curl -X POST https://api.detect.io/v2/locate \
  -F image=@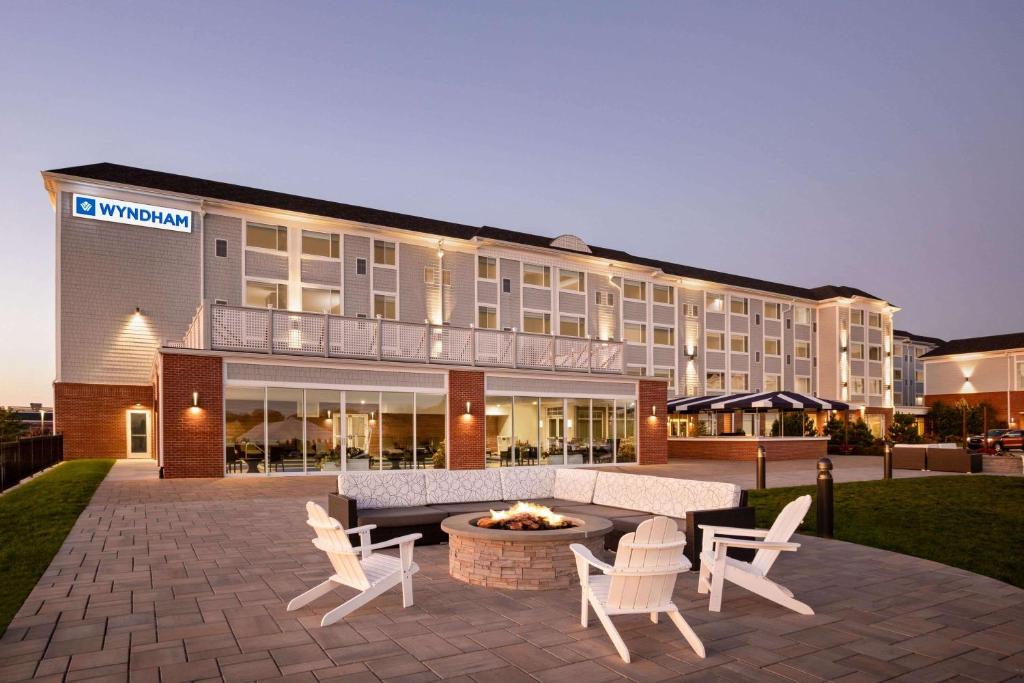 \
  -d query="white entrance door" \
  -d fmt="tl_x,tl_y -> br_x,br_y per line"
127,410 -> 151,458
